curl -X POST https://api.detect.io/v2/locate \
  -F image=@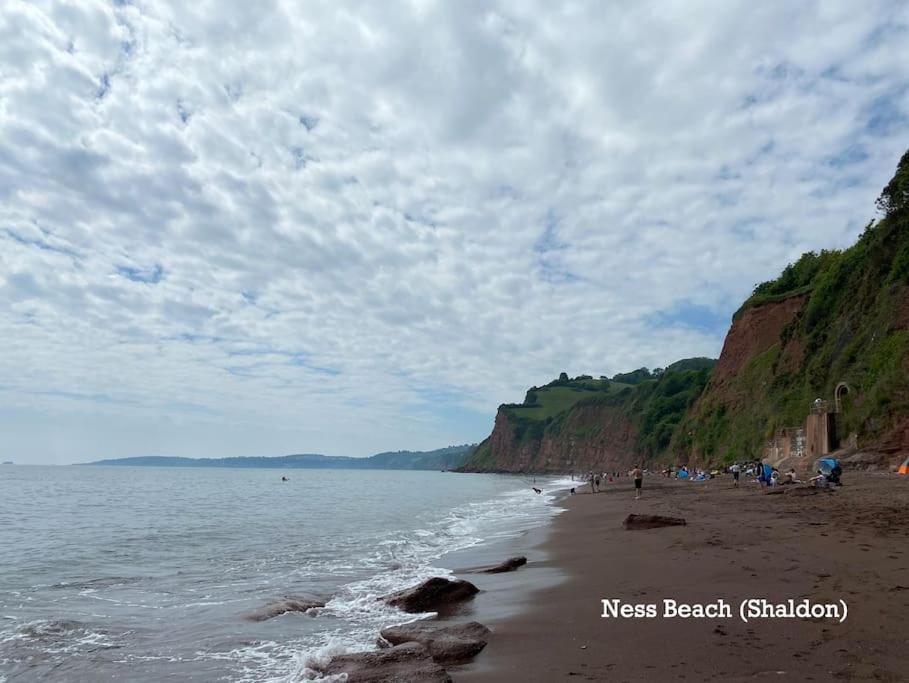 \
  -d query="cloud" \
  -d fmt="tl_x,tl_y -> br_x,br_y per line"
1,0 -> 908,463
